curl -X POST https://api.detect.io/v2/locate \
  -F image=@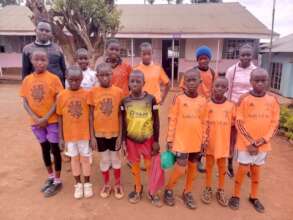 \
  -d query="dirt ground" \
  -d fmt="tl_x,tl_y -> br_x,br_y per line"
0,84 -> 293,220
